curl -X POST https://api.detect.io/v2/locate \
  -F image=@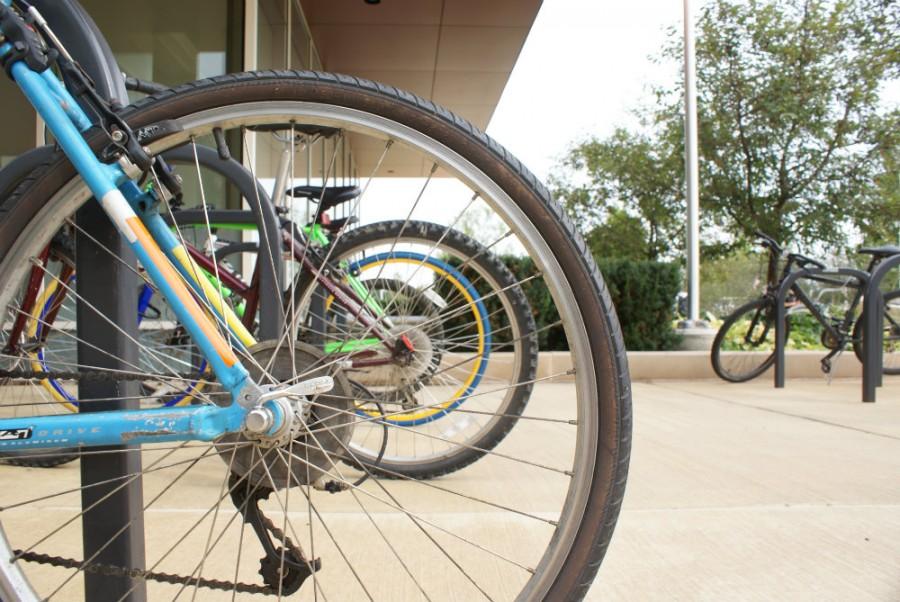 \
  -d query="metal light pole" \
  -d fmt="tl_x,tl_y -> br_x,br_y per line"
683,0 -> 702,325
